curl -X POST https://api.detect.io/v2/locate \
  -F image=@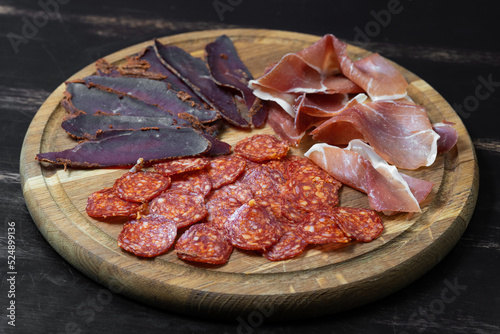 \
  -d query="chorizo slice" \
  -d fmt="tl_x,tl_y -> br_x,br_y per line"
295,211 -> 351,245
262,231 -> 308,261
234,134 -> 289,162
153,157 -> 210,176
207,155 -> 247,189
175,223 -> 233,264
117,214 -> 177,257
224,200 -> 282,251
113,171 -> 170,203
331,207 -> 384,242
86,187 -> 141,218
149,190 -> 207,228
169,170 -> 212,197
